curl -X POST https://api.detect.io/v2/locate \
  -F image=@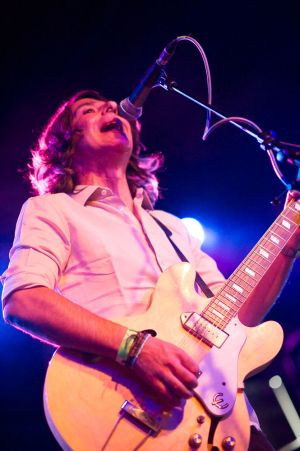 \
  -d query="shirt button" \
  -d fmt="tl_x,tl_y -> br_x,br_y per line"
101,189 -> 107,196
